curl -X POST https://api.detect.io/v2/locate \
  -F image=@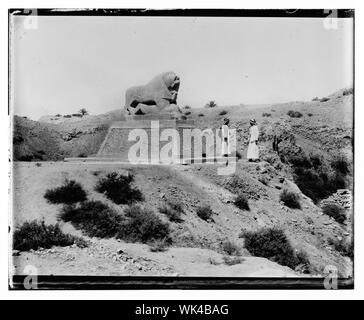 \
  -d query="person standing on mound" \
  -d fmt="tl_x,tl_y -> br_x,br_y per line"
221,118 -> 230,157
247,118 -> 260,162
